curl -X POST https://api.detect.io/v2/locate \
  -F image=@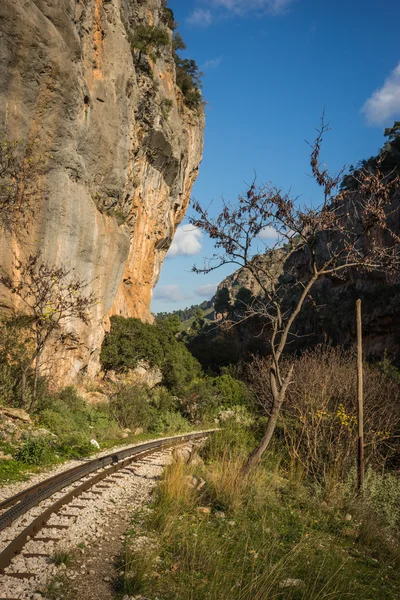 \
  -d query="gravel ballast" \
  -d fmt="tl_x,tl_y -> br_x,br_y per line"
0,442 -> 198,599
